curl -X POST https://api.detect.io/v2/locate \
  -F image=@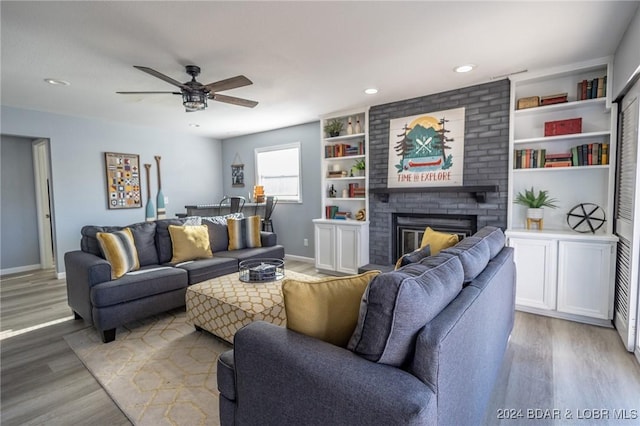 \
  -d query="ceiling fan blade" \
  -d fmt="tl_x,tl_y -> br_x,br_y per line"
133,66 -> 189,90
212,93 -> 258,108
204,75 -> 253,93
117,91 -> 182,95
